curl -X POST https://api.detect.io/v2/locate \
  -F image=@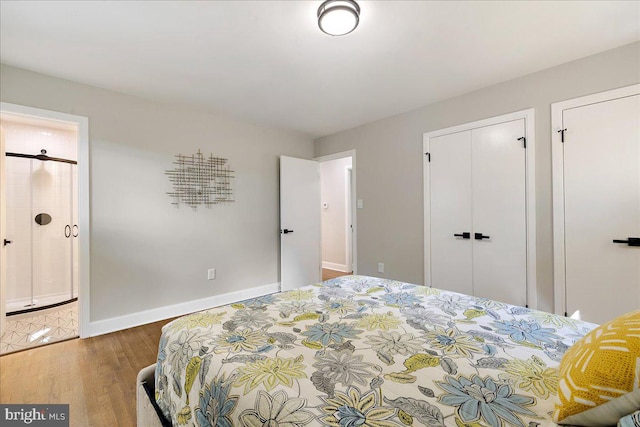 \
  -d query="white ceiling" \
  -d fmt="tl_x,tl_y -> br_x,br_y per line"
1,1 -> 638,138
